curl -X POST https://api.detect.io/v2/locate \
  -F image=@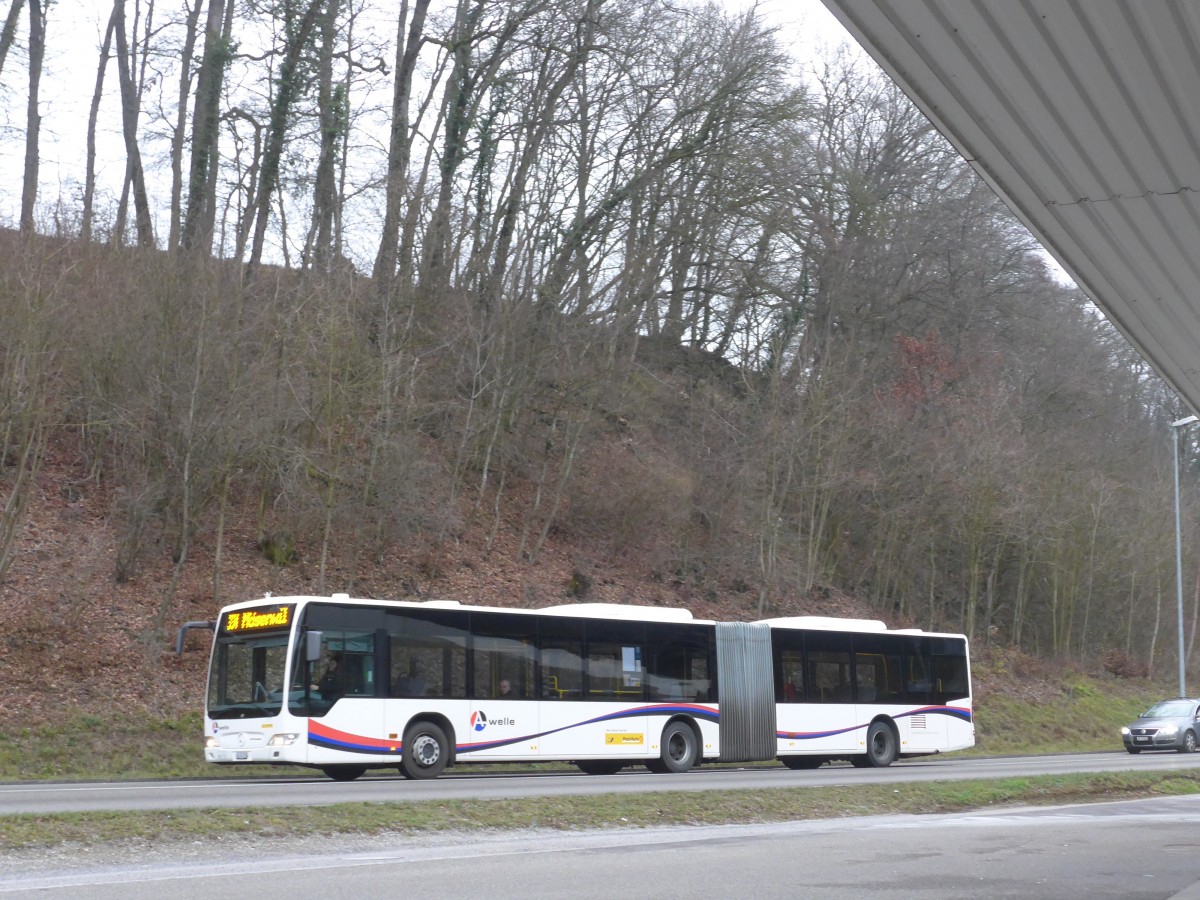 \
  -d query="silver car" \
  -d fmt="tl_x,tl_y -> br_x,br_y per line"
1122,698 -> 1200,753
